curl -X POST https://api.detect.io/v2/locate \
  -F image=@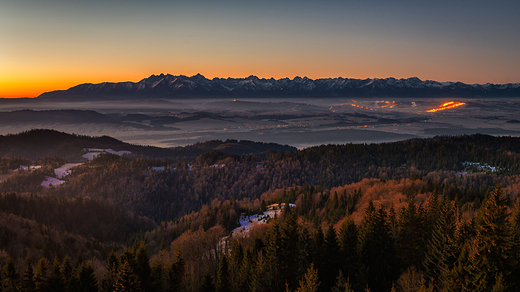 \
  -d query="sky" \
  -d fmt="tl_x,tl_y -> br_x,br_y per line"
1,0 -> 519,98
